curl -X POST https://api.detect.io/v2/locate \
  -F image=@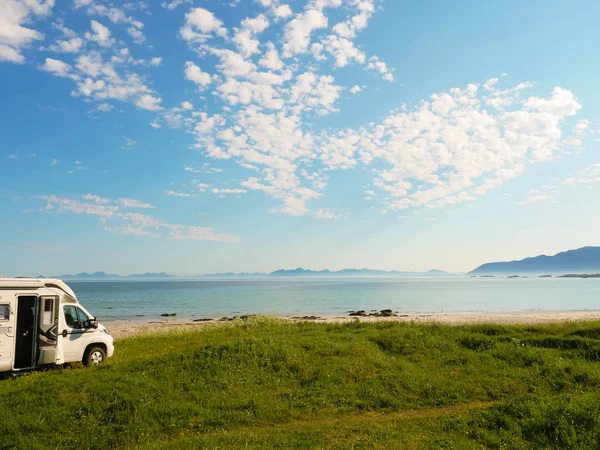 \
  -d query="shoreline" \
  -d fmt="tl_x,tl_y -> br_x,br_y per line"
105,310 -> 600,340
